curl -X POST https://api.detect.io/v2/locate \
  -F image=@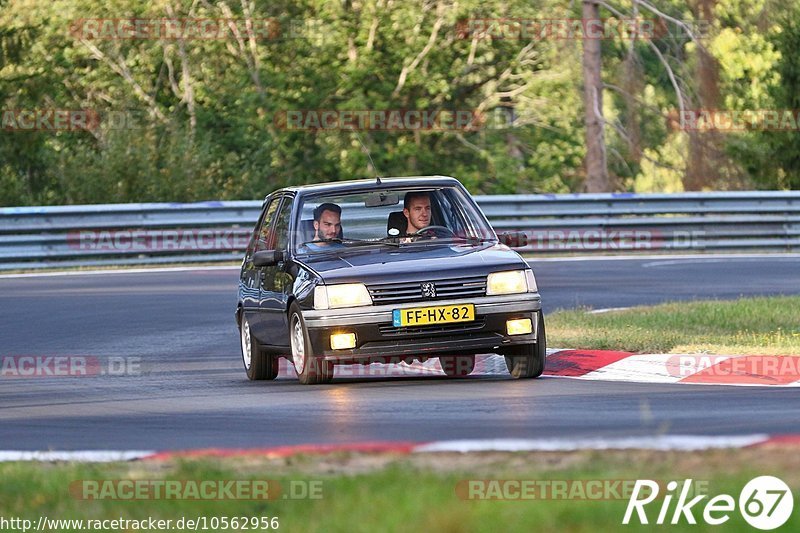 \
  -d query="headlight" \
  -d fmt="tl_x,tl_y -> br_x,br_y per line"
314,284 -> 373,309
486,270 -> 531,295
